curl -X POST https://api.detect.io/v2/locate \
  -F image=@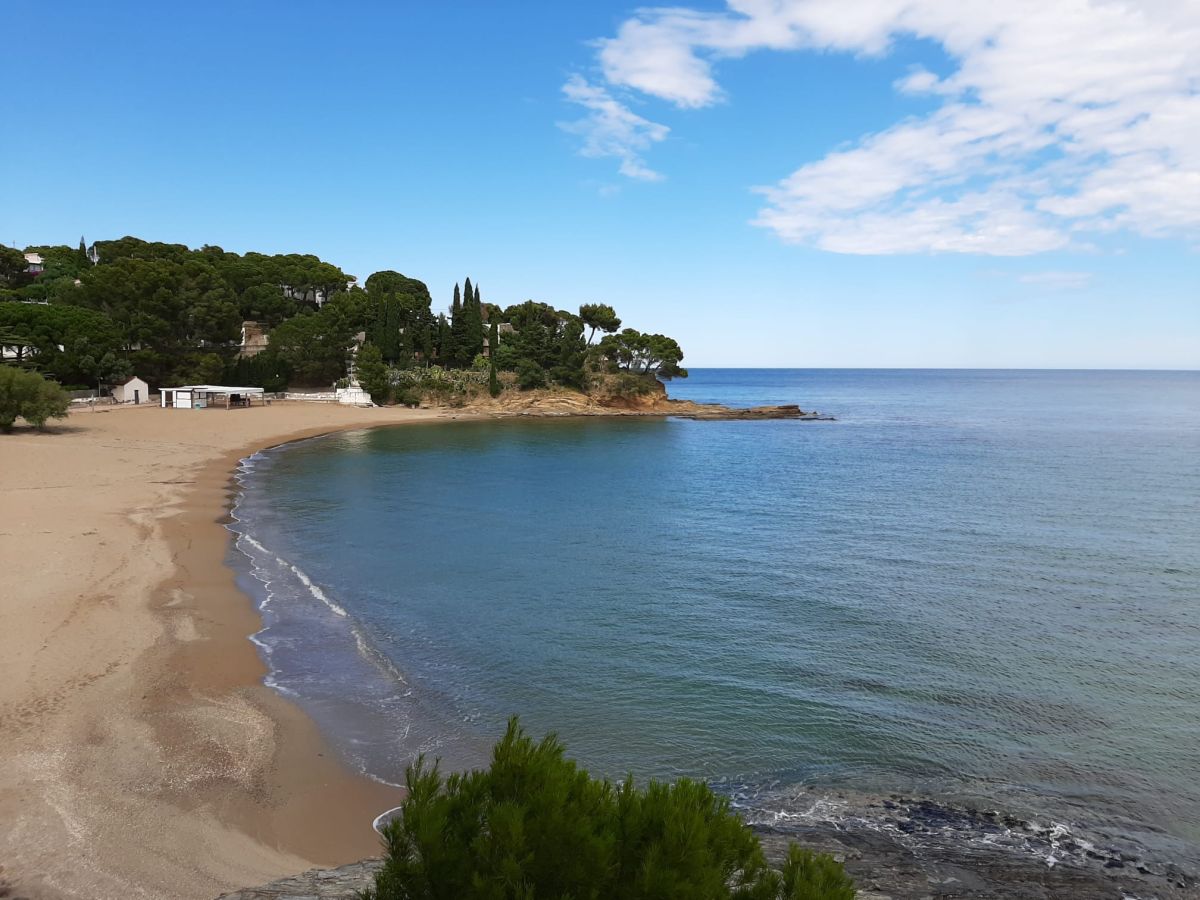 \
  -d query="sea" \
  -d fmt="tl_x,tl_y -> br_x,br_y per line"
227,369 -> 1200,880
